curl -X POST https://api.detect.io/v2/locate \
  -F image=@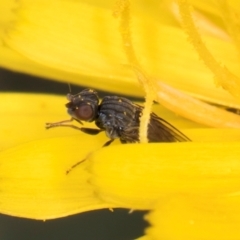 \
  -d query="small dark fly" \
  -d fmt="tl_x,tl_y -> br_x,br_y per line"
46,88 -> 190,146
